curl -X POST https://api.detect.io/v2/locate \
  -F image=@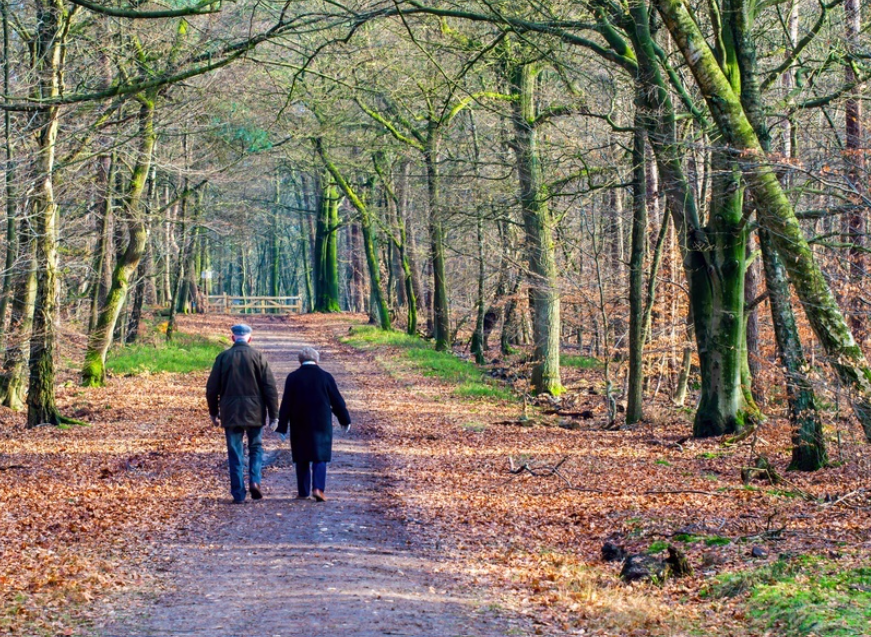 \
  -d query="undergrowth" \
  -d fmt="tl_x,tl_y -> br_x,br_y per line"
702,556 -> 871,636
106,330 -> 227,376
342,325 -> 512,400
560,354 -> 602,369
